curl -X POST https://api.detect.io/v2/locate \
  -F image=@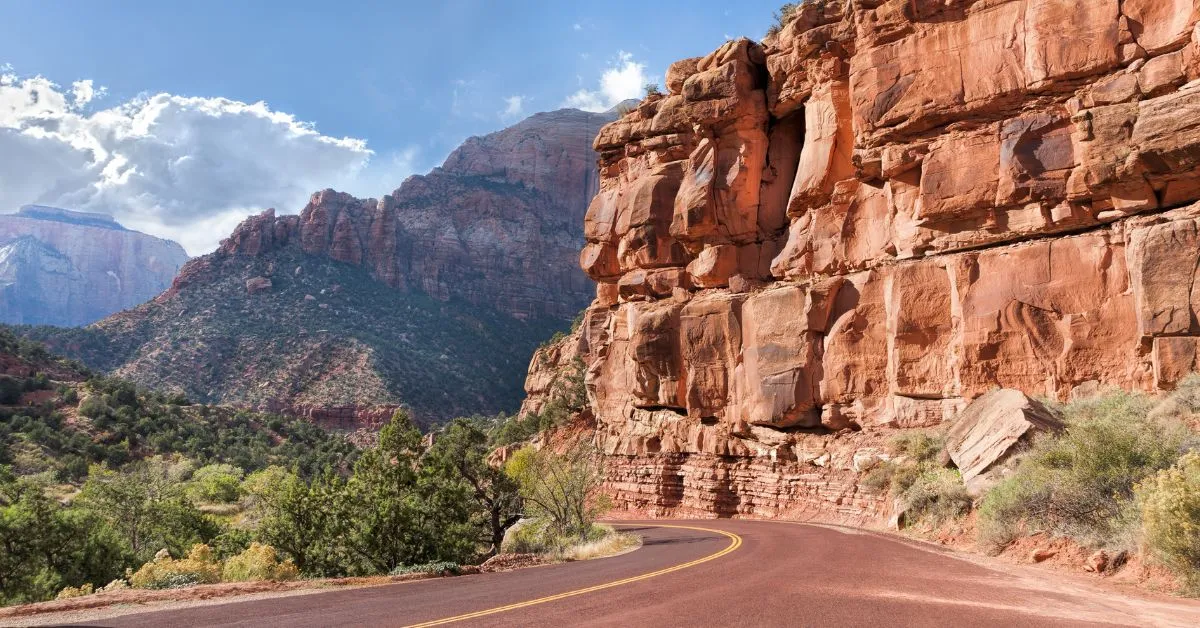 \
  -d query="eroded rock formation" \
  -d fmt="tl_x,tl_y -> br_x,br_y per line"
207,108 -> 616,320
0,206 -> 189,326
563,0 -> 1200,522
